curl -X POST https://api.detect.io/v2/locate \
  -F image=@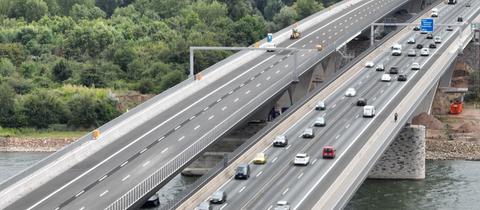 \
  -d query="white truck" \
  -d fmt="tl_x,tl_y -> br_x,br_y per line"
363,105 -> 376,118
391,43 -> 402,56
